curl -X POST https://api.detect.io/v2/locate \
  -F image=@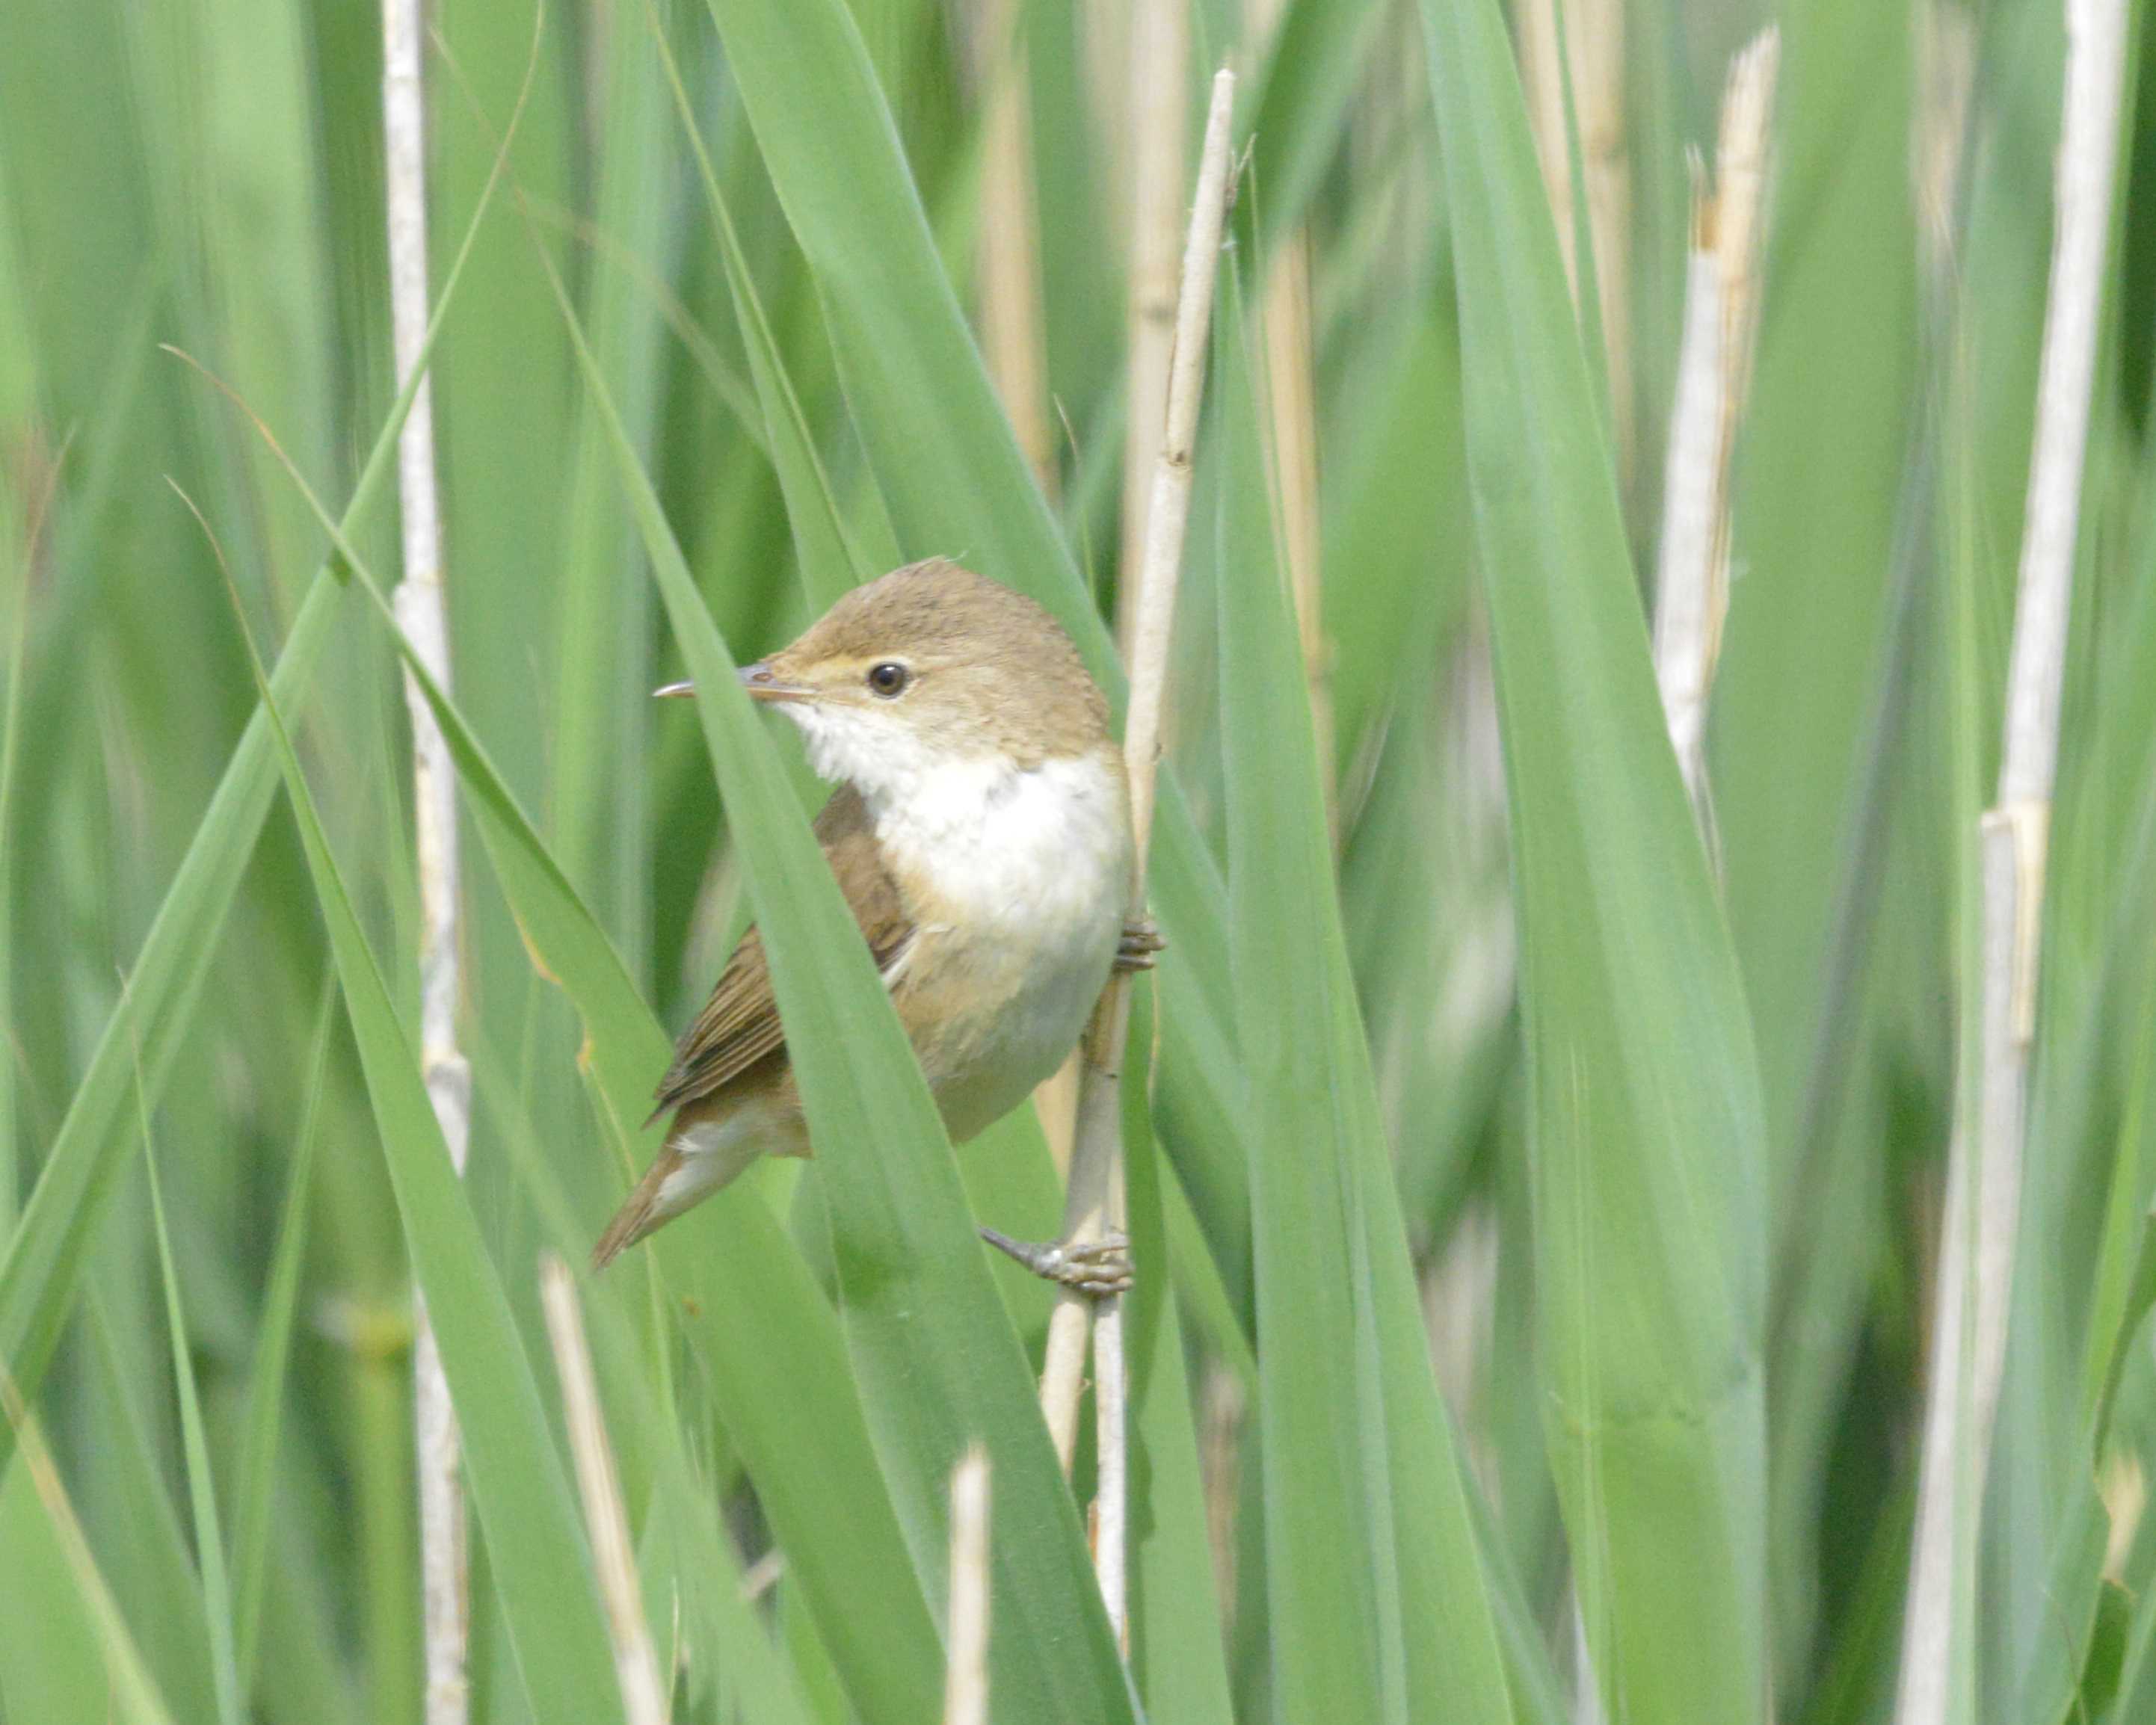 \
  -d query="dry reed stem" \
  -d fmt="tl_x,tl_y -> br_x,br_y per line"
539,1259 -> 668,1725
1896,1 -> 2128,1718
1243,0 -> 1331,825
968,0 -> 1057,498
1198,1366 -> 1244,1635
1115,0 -> 1188,641
964,0 -> 1077,1159
1705,29 -> 1778,655
942,1447 -> 991,1725
1035,70 -> 1238,1639
1260,235 -> 1331,824
1091,1276 -> 1130,1644
1519,0 -> 1633,484
1651,30 -> 1778,824
381,4 -> 472,1721
1650,218 -> 1724,817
